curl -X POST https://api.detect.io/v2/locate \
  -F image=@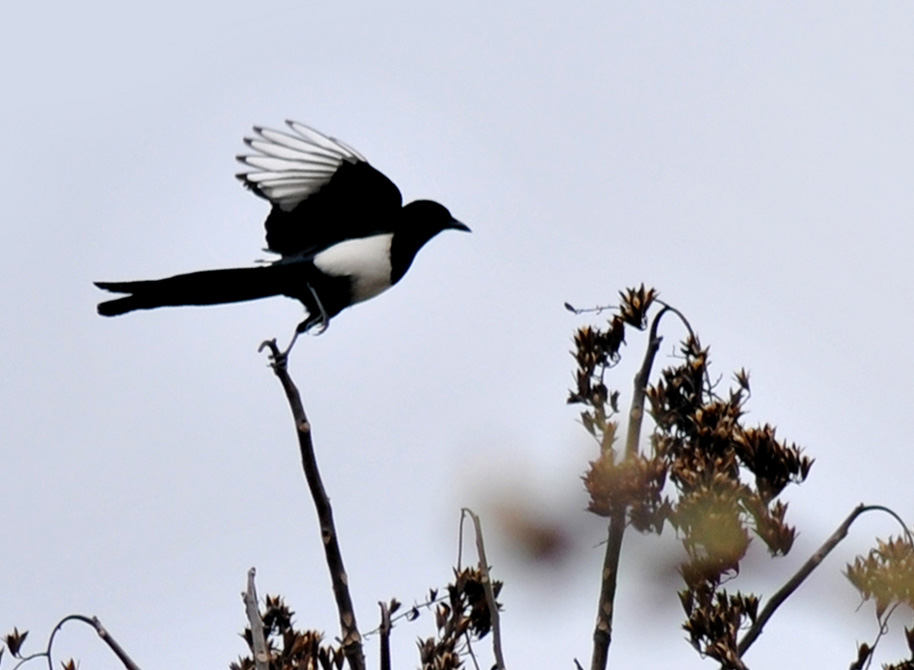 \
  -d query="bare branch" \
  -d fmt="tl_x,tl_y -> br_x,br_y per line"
864,602 -> 901,670
737,503 -> 904,657
260,339 -> 366,670
363,593 -> 447,638
461,508 -> 507,670
12,615 -> 142,670
589,307 -> 666,670
243,568 -> 269,670
378,602 -> 392,670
